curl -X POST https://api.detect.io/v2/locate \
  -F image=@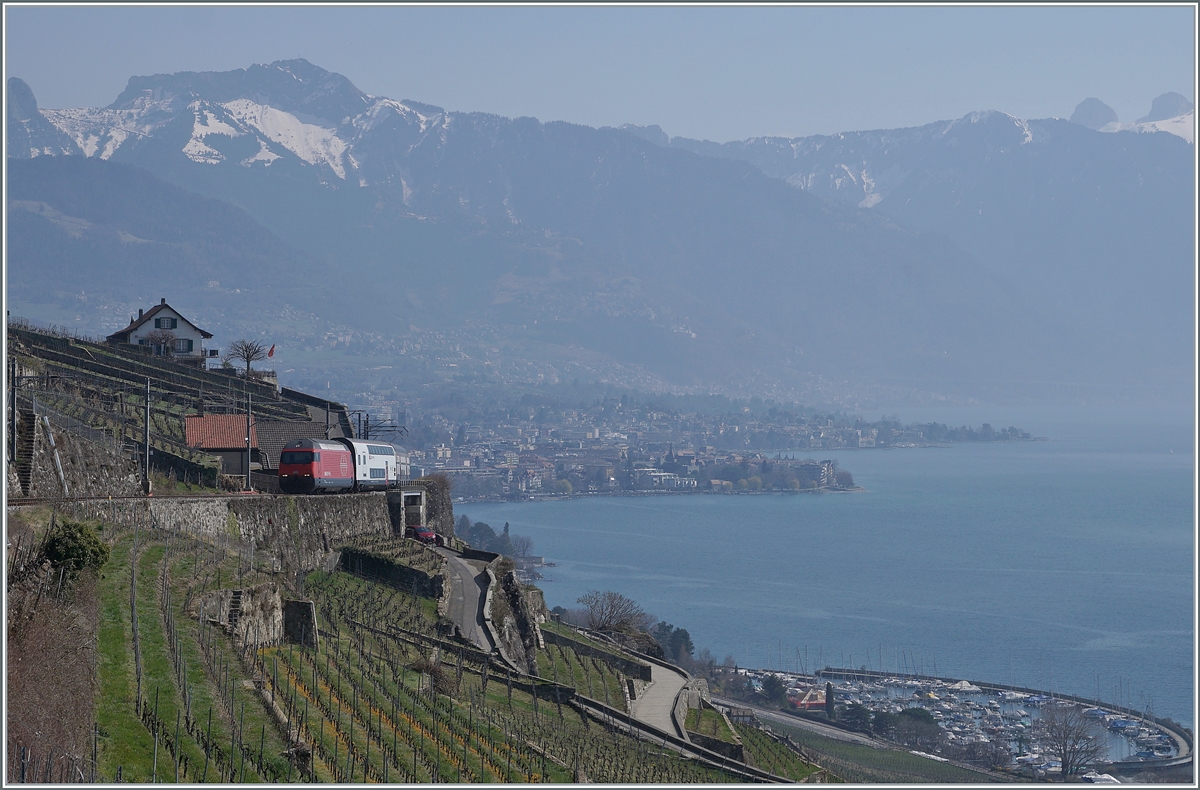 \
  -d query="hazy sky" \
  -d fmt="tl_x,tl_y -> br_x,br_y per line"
4,4 -> 1196,142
